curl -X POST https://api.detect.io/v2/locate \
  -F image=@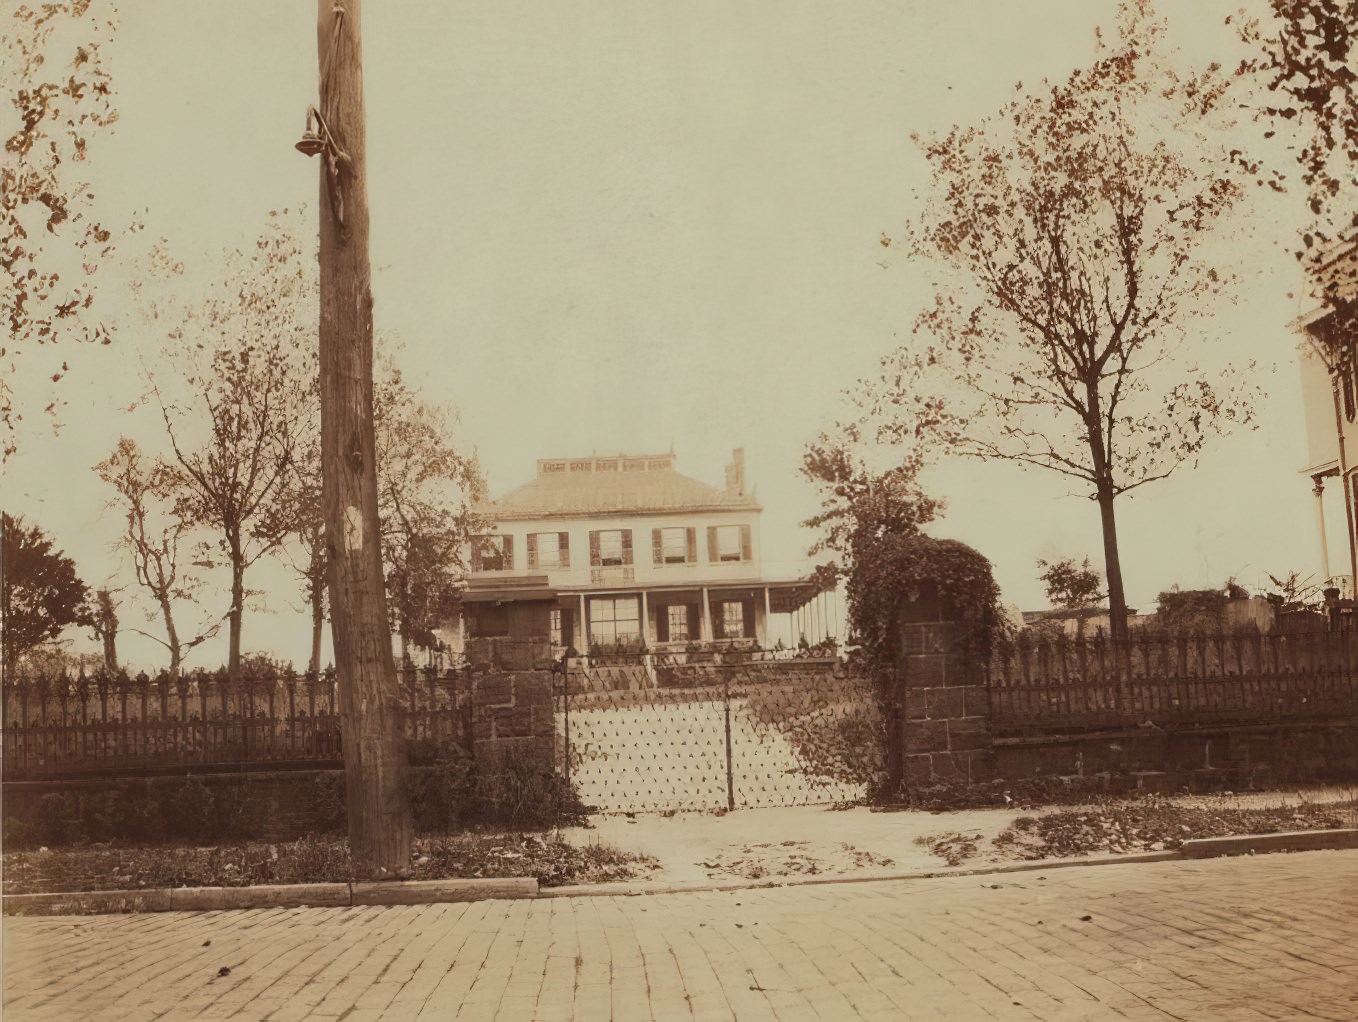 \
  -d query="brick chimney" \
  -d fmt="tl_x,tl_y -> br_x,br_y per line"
724,448 -> 745,496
